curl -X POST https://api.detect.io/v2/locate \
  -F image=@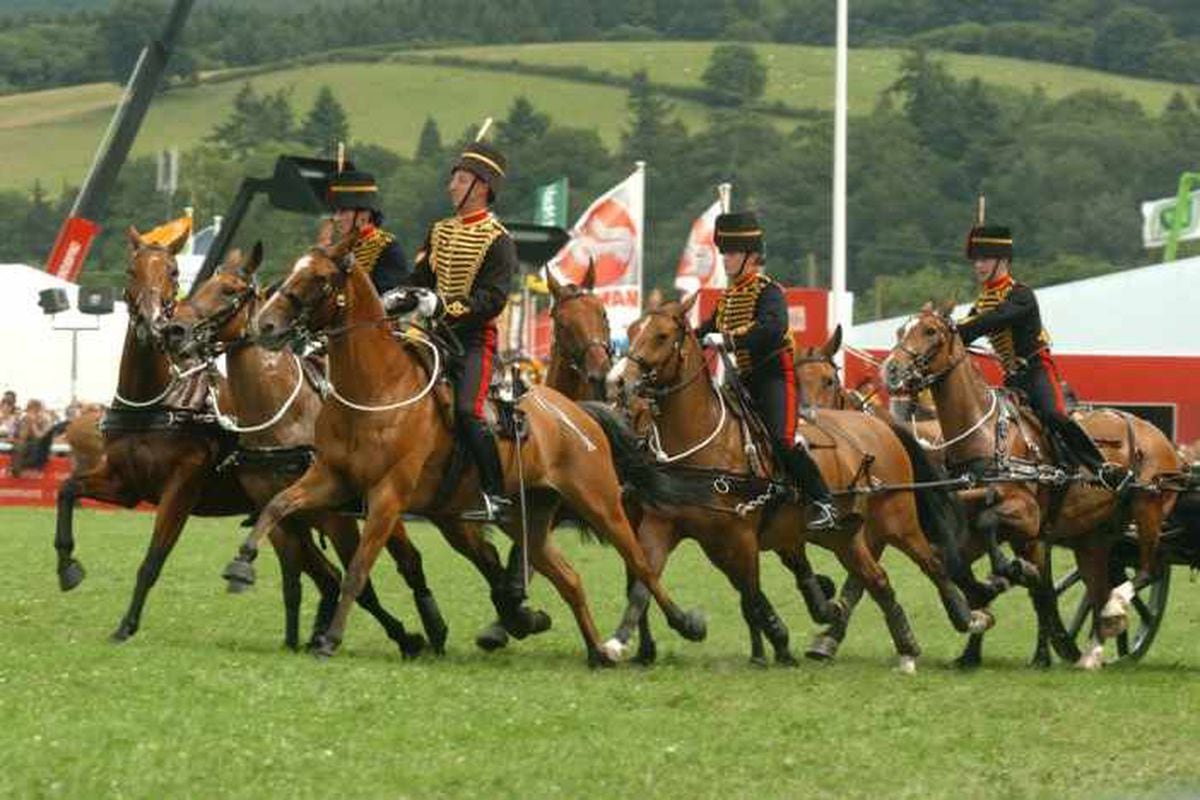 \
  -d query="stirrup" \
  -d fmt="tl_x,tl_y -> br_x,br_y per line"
806,501 -> 838,531
462,493 -> 512,522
